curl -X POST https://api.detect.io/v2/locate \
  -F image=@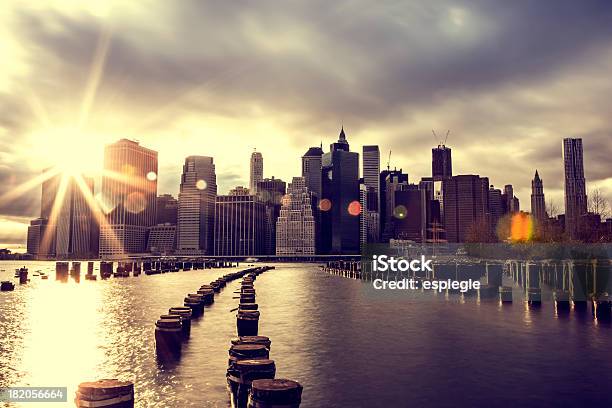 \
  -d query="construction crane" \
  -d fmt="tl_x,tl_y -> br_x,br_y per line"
386,150 -> 392,171
432,129 -> 451,147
